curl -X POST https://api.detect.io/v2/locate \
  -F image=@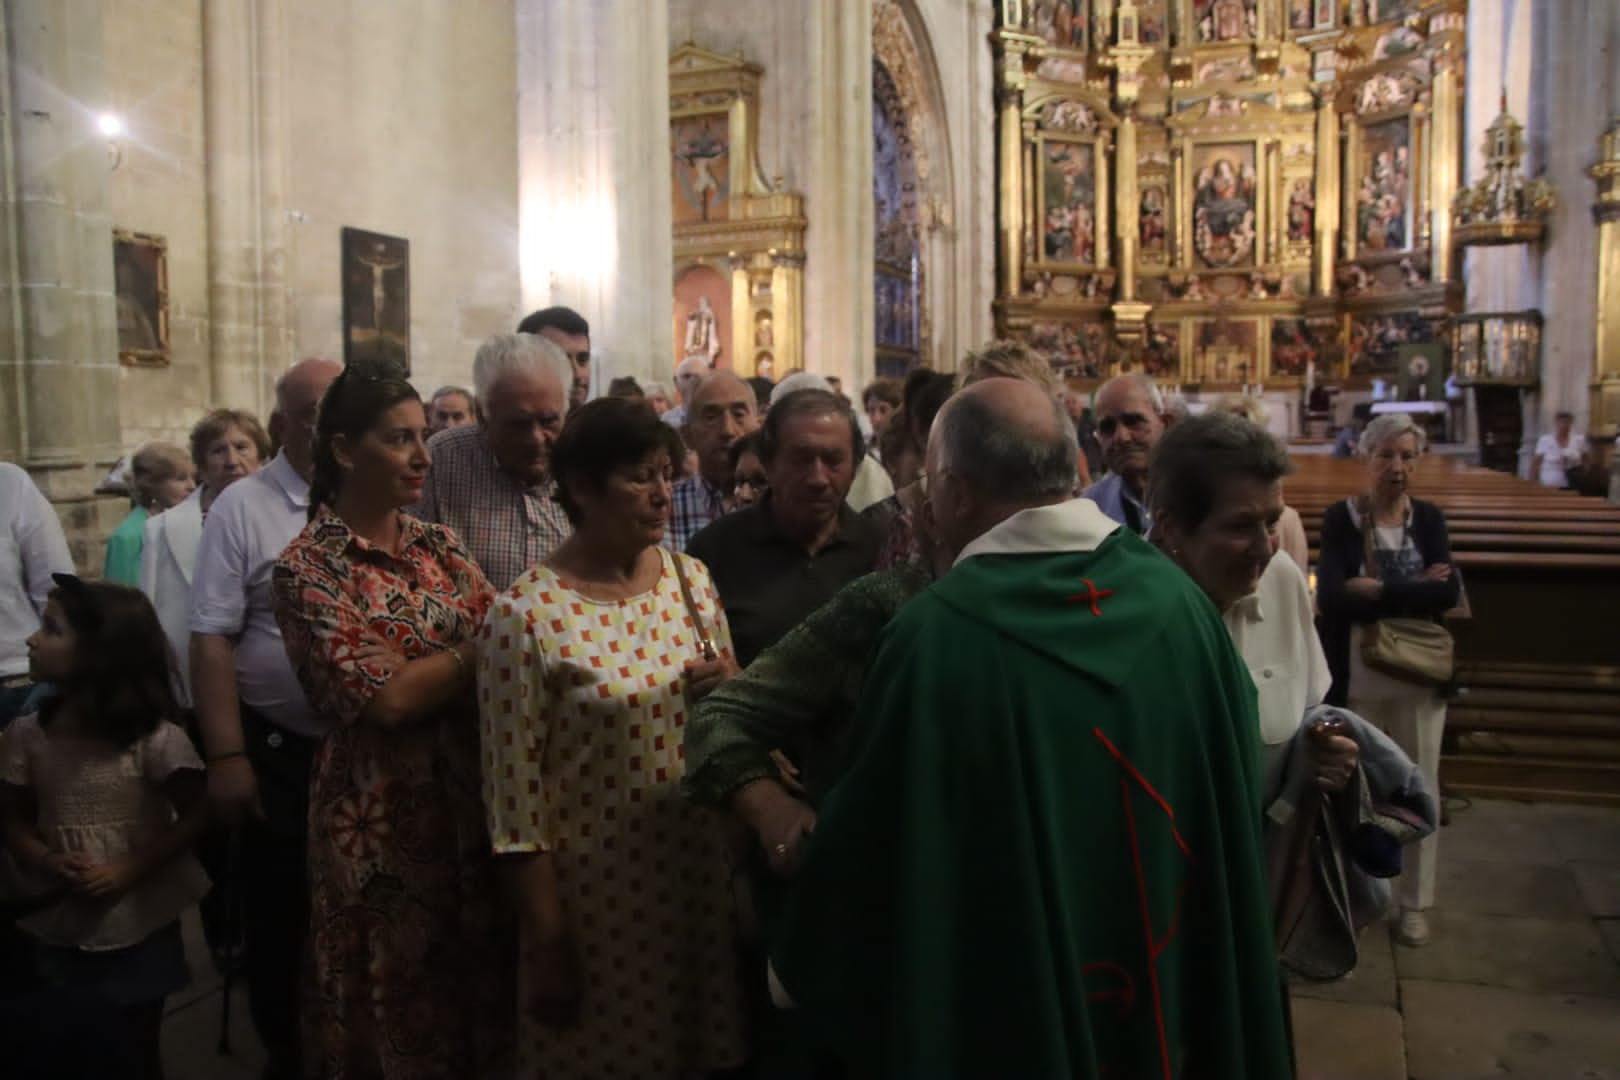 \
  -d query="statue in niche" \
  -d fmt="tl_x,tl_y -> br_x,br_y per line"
1139,186 -> 1167,255
1196,0 -> 1256,42
1287,179 -> 1315,243
755,312 -> 773,348
684,296 -> 722,364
